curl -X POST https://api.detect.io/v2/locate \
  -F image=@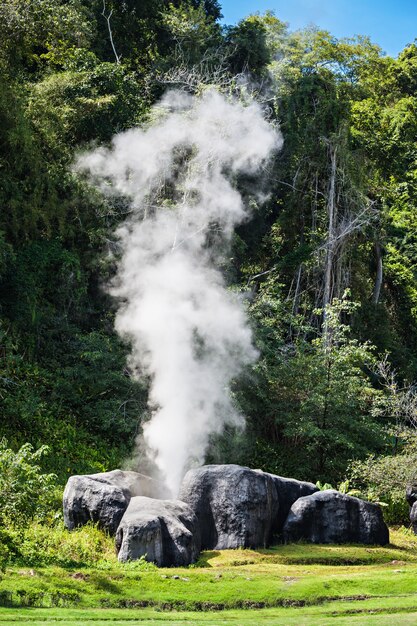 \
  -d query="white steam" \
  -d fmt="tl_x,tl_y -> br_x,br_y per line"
77,89 -> 281,496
